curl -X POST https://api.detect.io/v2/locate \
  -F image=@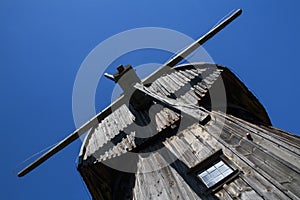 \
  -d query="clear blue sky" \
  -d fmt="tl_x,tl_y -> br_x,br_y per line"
1,1 -> 299,199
